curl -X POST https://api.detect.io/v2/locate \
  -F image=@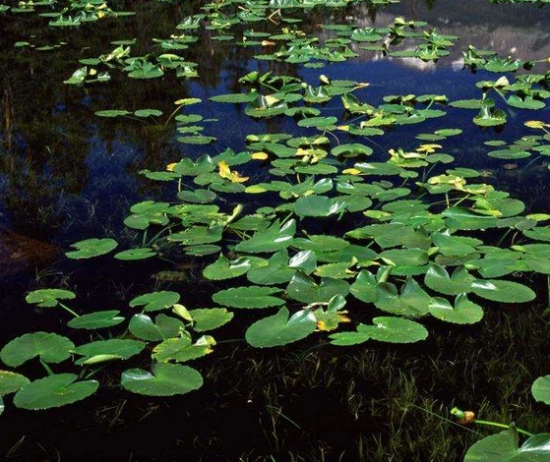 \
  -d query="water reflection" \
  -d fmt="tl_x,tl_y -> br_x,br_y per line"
0,0 -> 549,267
